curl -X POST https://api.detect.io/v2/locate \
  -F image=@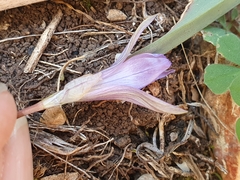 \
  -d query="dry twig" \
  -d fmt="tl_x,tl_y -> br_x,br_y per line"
24,9 -> 63,73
